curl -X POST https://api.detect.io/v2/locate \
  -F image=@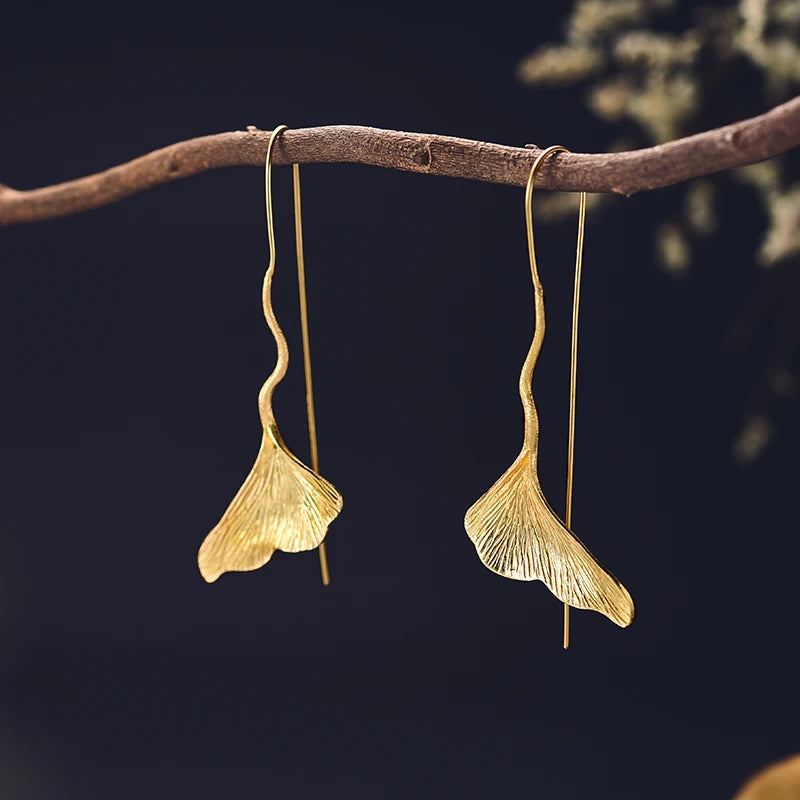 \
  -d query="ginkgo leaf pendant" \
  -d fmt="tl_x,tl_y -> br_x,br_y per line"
198,125 -> 342,584
198,425 -> 343,583
465,447 -> 633,627
464,145 -> 634,631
